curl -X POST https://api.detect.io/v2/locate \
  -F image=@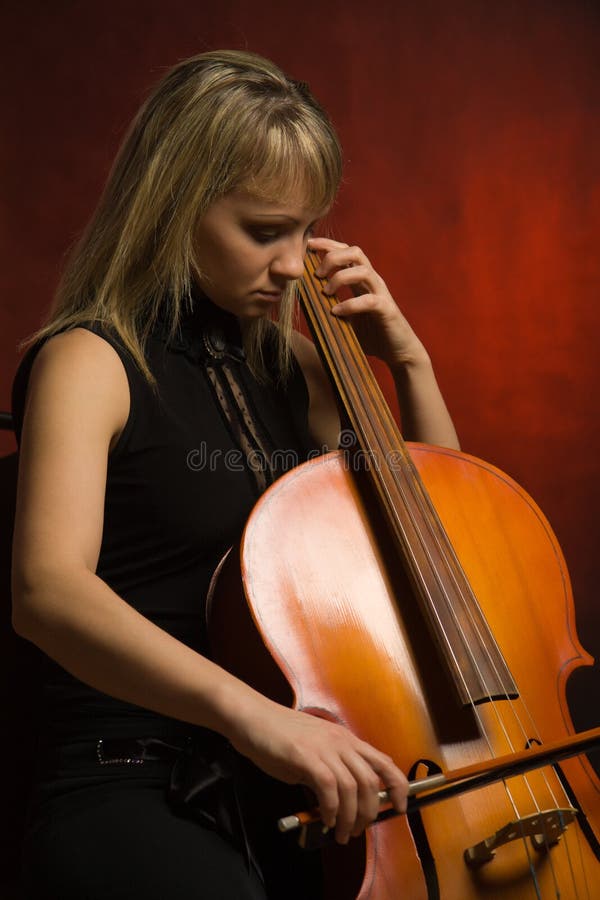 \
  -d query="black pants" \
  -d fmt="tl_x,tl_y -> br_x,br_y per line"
20,737 -> 321,900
